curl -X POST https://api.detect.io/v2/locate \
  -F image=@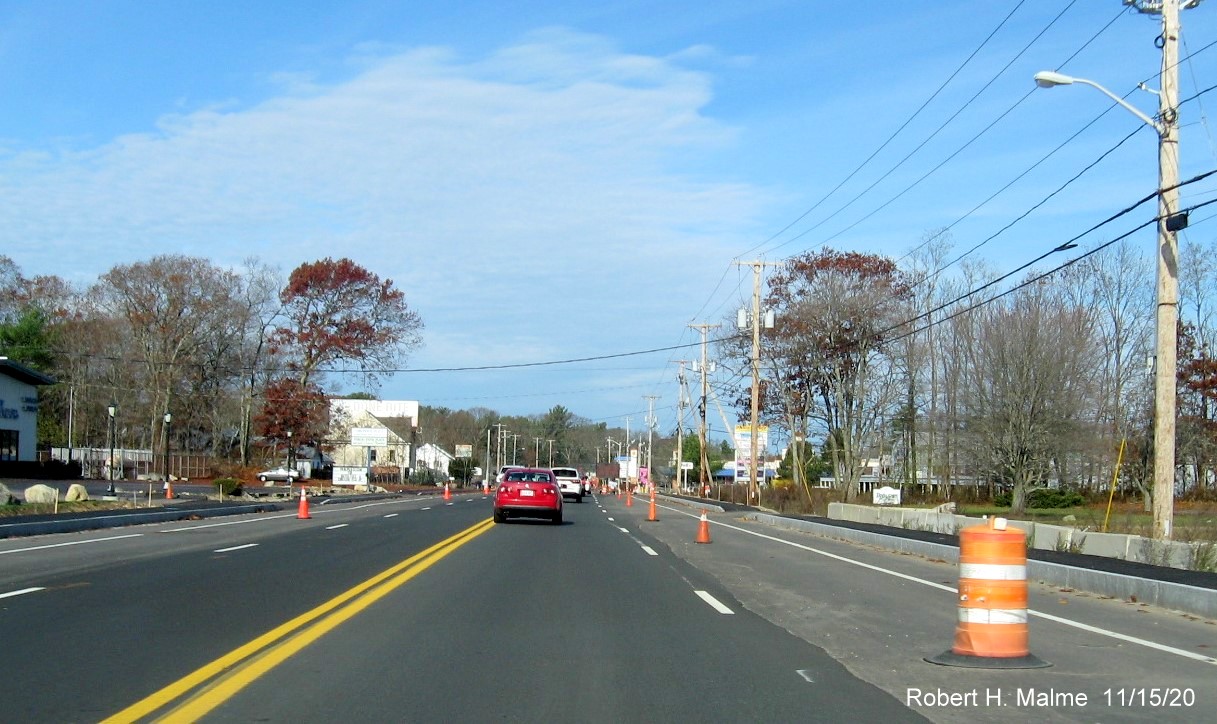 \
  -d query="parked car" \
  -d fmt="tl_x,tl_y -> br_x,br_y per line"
550,466 -> 583,503
257,467 -> 300,483
493,468 -> 562,524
